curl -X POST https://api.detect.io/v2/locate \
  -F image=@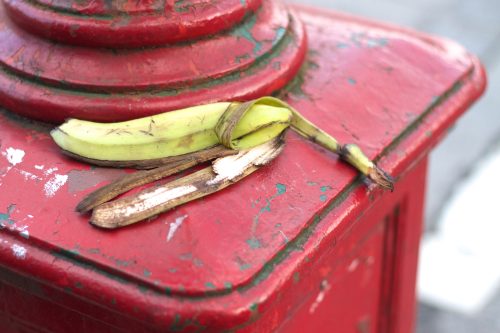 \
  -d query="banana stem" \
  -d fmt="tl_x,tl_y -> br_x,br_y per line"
289,108 -> 341,153
236,97 -> 394,190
